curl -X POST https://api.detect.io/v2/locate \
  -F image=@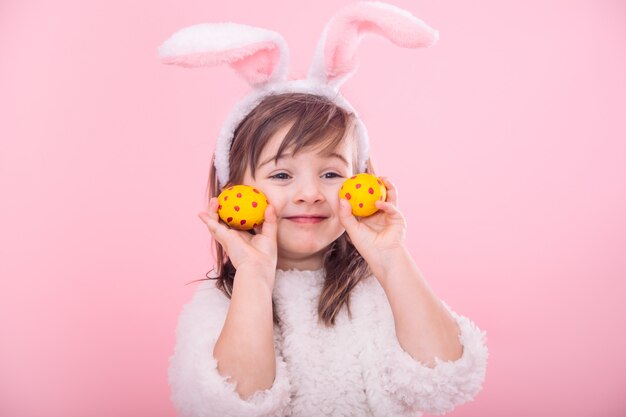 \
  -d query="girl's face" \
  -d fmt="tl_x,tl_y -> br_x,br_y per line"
241,121 -> 356,271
